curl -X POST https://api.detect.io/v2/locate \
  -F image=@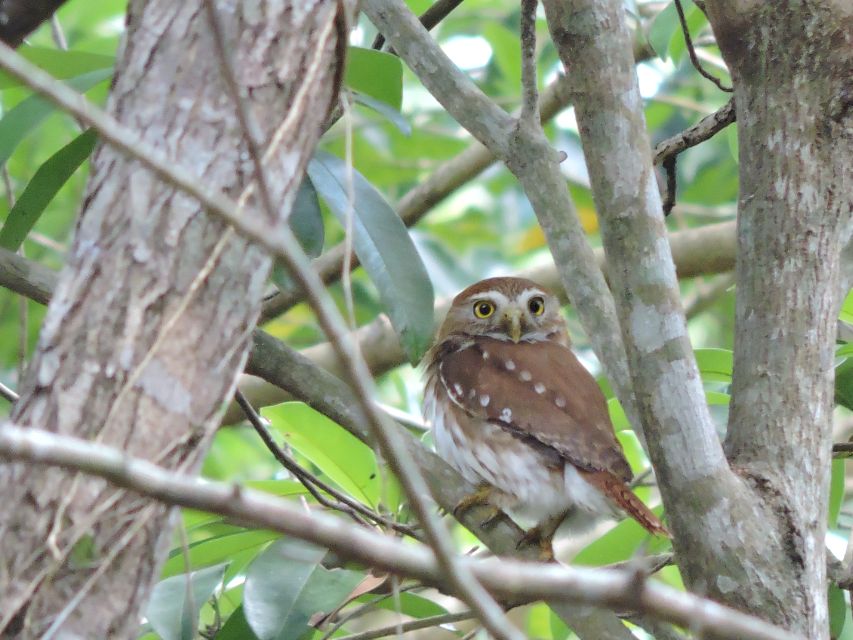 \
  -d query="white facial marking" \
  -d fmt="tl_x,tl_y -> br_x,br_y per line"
500,407 -> 512,422
505,359 -> 516,370
534,382 -> 546,394
479,394 -> 490,407
520,370 -> 532,382
555,396 -> 567,408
